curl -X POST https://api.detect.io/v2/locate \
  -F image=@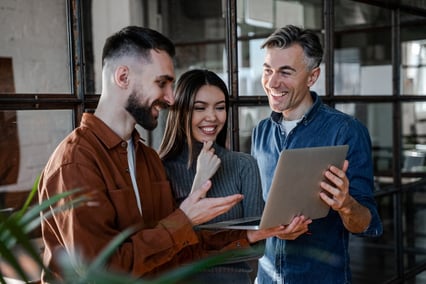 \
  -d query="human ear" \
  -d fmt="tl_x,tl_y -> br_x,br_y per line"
307,67 -> 320,87
115,65 -> 129,89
